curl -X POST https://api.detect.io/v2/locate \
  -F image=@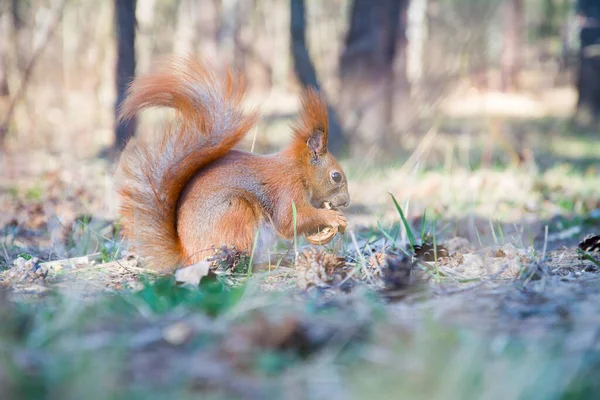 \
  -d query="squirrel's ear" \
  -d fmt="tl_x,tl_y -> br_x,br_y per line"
307,130 -> 327,160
